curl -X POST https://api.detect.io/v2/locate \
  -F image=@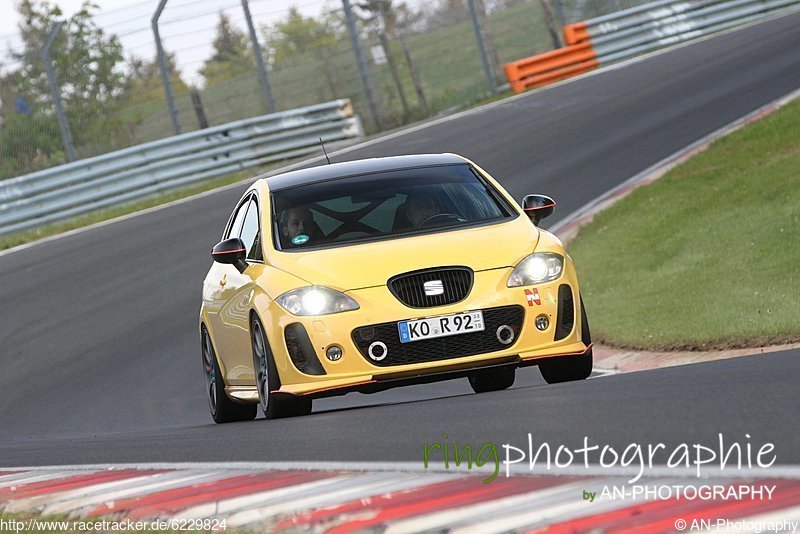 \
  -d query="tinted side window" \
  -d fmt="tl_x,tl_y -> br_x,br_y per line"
225,197 -> 250,239
239,199 -> 262,261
